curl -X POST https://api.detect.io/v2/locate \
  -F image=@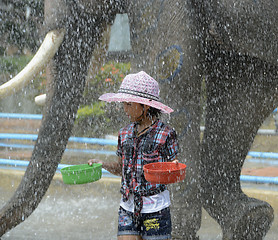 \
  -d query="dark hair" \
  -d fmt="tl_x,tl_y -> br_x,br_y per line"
147,107 -> 161,118
140,104 -> 161,118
